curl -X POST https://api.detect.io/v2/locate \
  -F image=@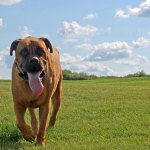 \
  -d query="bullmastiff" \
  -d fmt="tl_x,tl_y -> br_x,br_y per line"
10,36 -> 62,146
